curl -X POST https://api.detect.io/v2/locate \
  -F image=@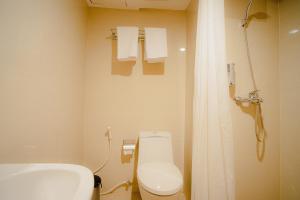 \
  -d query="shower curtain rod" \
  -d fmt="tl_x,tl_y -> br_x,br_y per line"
109,28 -> 145,40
